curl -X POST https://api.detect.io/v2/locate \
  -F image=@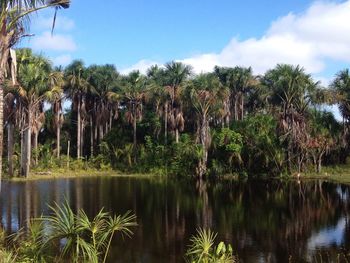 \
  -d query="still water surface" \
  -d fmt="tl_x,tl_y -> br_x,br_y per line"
0,177 -> 349,262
